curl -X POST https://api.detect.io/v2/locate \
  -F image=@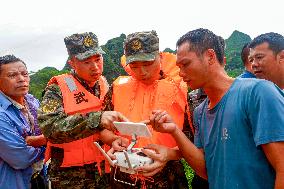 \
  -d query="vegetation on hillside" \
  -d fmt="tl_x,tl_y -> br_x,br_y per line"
225,30 -> 252,77
29,67 -> 67,99
101,34 -> 127,83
